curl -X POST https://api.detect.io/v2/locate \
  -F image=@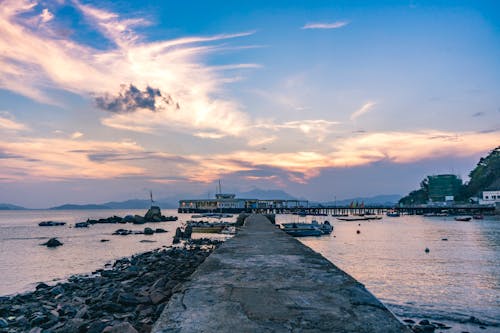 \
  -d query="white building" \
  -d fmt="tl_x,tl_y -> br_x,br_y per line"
479,190 -> 500,205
